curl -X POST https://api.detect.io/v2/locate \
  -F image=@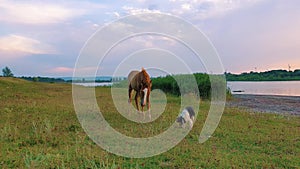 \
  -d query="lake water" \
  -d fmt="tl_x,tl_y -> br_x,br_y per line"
73,82 -> 113,87
227,81 -> 300,96
73,81 -> 300,96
